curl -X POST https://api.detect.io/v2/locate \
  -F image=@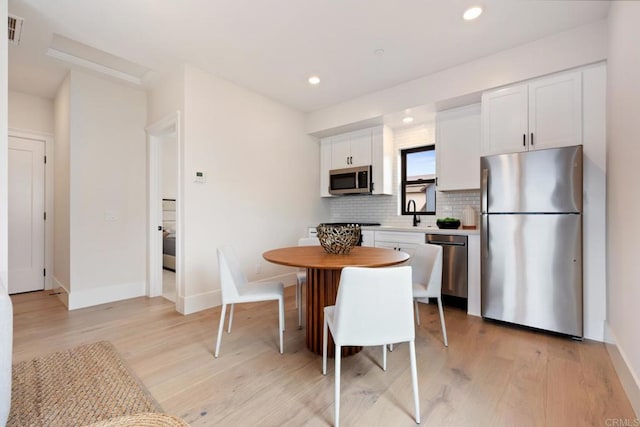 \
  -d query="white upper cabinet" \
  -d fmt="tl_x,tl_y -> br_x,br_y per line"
528,72 -> 583,150
481,70 -> 582,156
320,125 -> 393,197
481,85 -> 529,155
436,103 -> 481,191
330,129 -> 372,168
320,141 -> 332,197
